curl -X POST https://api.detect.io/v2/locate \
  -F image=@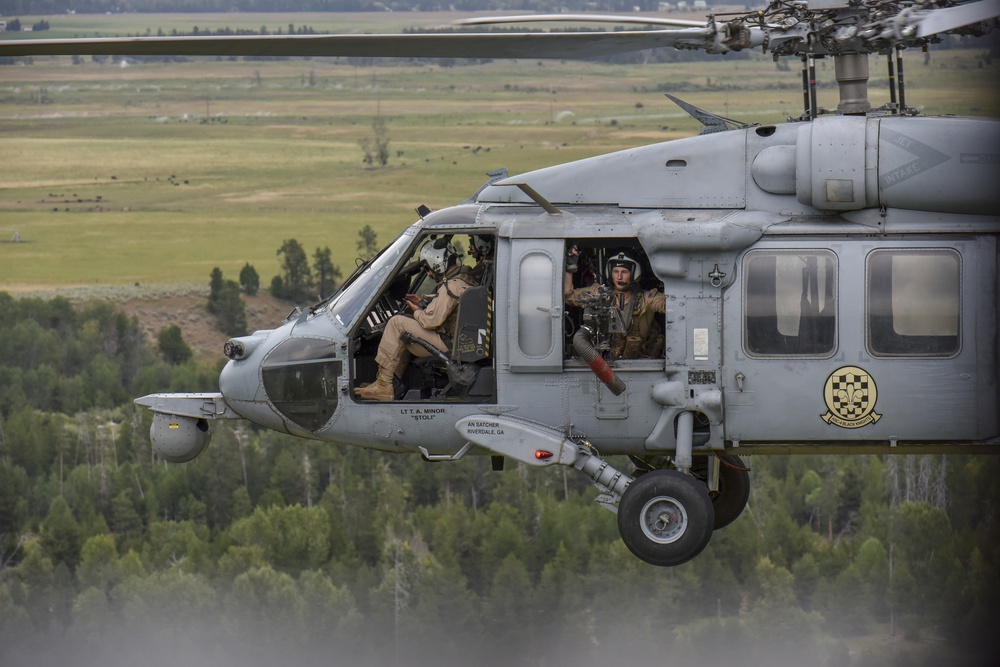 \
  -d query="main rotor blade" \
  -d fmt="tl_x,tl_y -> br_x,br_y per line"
0,28 -> 712,60
457,13 -> 707,28
916,0 -> 1000,37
